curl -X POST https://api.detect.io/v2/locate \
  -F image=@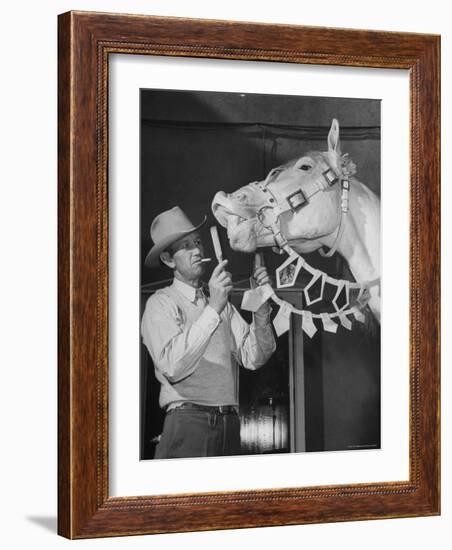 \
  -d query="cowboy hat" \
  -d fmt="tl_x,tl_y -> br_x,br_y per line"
144,206 -> 207,268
